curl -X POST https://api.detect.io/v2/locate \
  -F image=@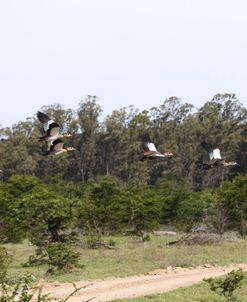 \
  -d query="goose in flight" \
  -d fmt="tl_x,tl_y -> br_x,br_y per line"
37,111 -> 72,142
201,141 -> 238,170
44,139 -> 75,156
140,134 -> 174,161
